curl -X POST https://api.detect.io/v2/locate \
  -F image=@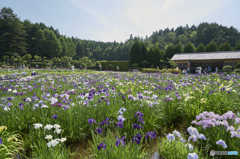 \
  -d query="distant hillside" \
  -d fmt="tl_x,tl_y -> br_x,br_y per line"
145,22 -> 240,50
